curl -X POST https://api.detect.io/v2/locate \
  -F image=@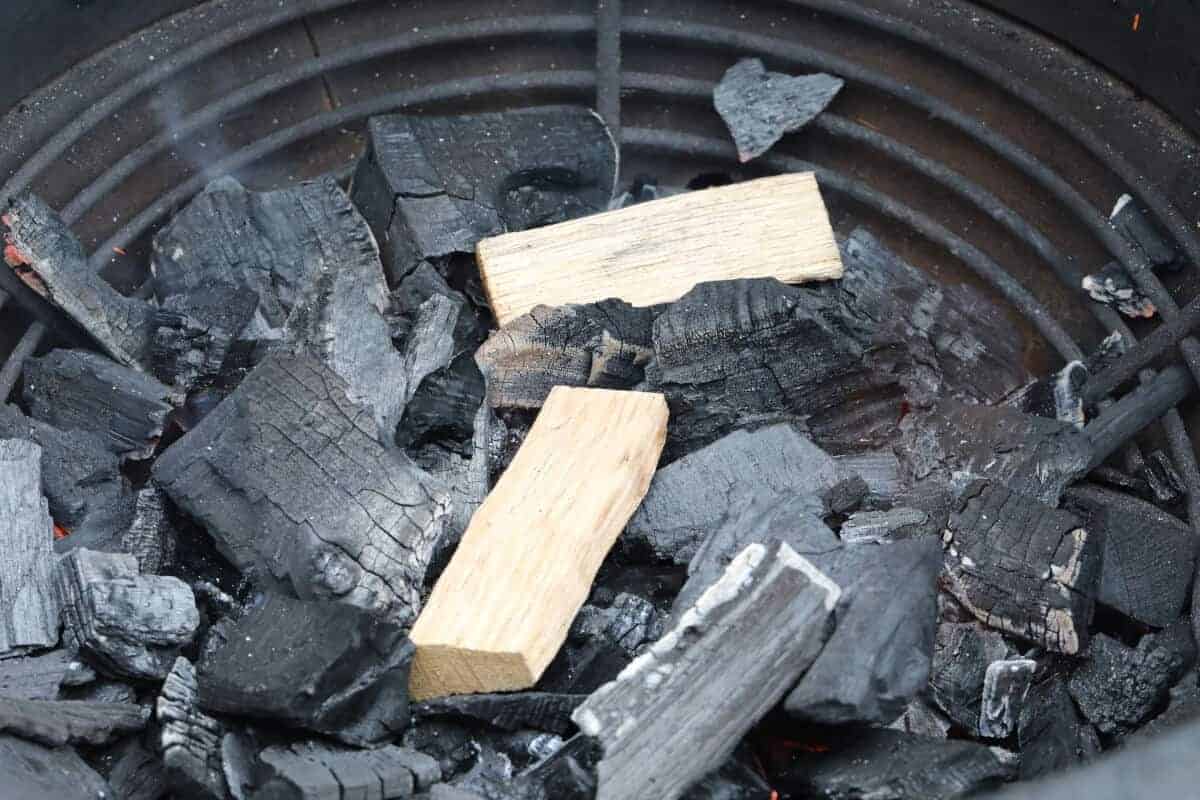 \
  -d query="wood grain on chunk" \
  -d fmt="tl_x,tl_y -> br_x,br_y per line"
408,387 -> 668,700
158,657 -> 226,800
0,439 -> 60,657
477,174 -> 843,325
0,696 -> 148,747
